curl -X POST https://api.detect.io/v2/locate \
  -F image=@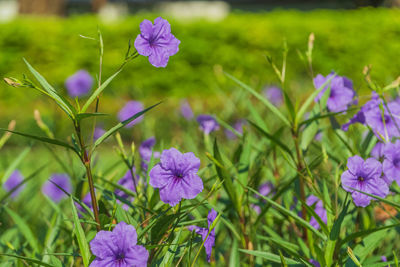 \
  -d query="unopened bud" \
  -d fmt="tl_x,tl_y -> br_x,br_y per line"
3,77 -> 21,87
